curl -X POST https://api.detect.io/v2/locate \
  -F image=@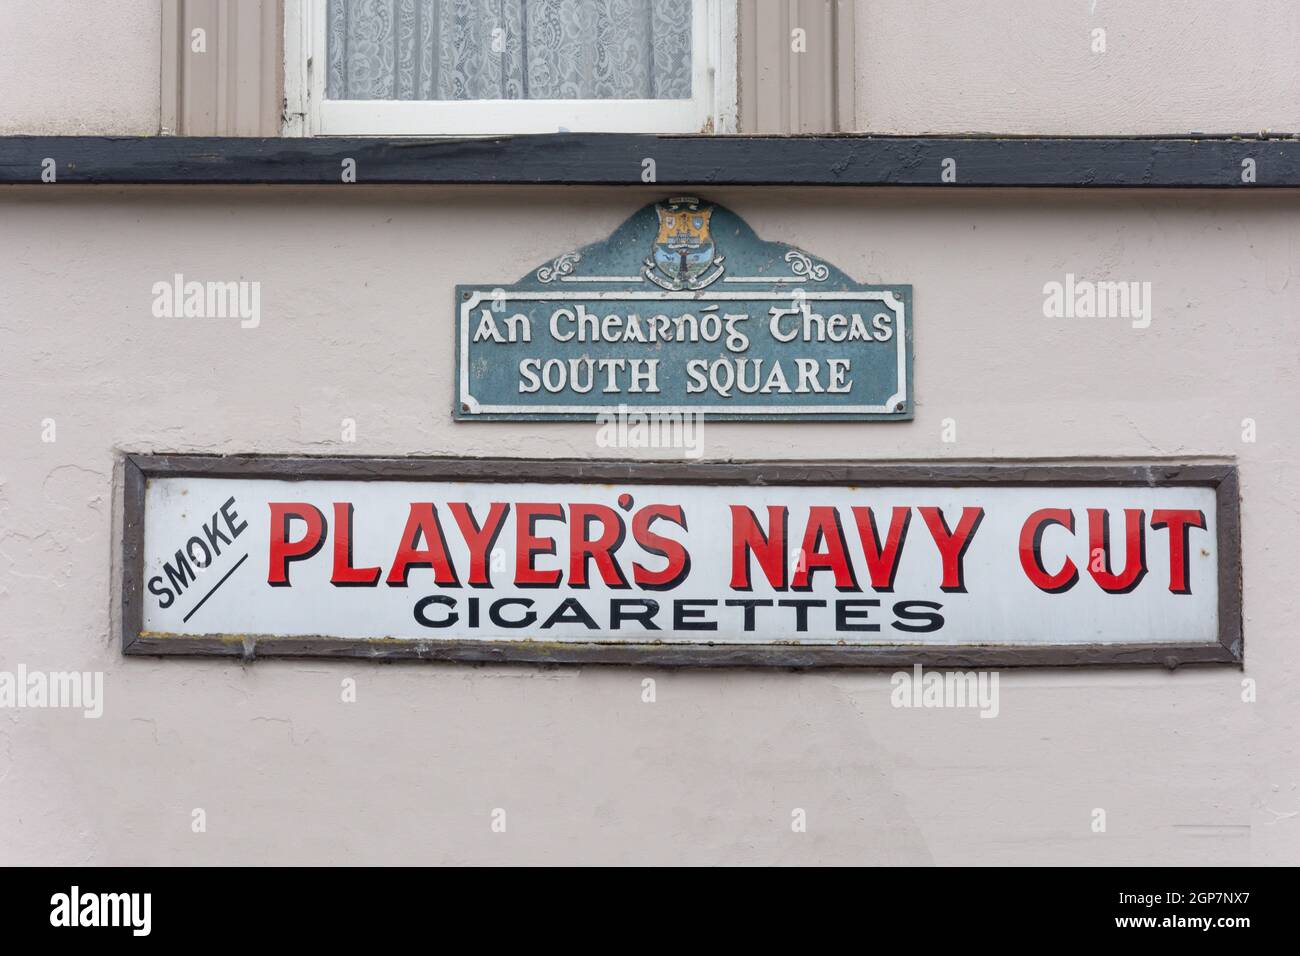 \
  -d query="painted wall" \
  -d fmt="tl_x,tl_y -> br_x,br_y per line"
3,1 -> 1299,137
1,186 -> 1295,864
854,0 -> 1300,134
0,0 -> 162,135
